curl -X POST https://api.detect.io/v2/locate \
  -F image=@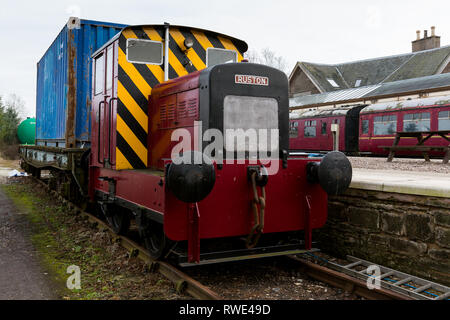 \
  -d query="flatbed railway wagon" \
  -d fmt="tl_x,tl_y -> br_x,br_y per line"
20,19 -> 352,265
20,18 -> 126,198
